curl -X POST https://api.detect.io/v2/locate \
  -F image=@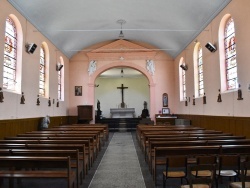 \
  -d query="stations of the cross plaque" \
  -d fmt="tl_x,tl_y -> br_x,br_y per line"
117,84 -> 128,108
